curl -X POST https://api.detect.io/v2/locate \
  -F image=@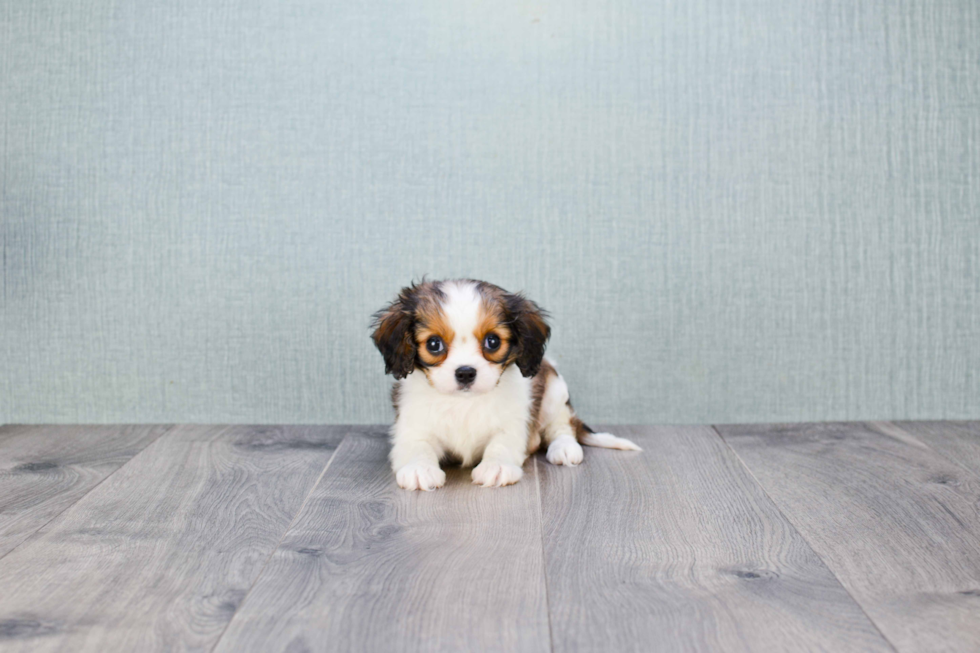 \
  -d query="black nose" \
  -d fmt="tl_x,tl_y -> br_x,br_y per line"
455,366 -> 477,386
